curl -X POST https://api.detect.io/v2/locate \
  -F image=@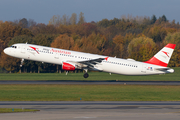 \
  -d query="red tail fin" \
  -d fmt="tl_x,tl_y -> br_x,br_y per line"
144,44 -> 176,67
